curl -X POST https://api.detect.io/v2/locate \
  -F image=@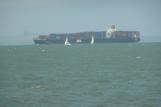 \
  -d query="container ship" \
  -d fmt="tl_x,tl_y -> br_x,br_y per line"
33,25 -> 140,45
